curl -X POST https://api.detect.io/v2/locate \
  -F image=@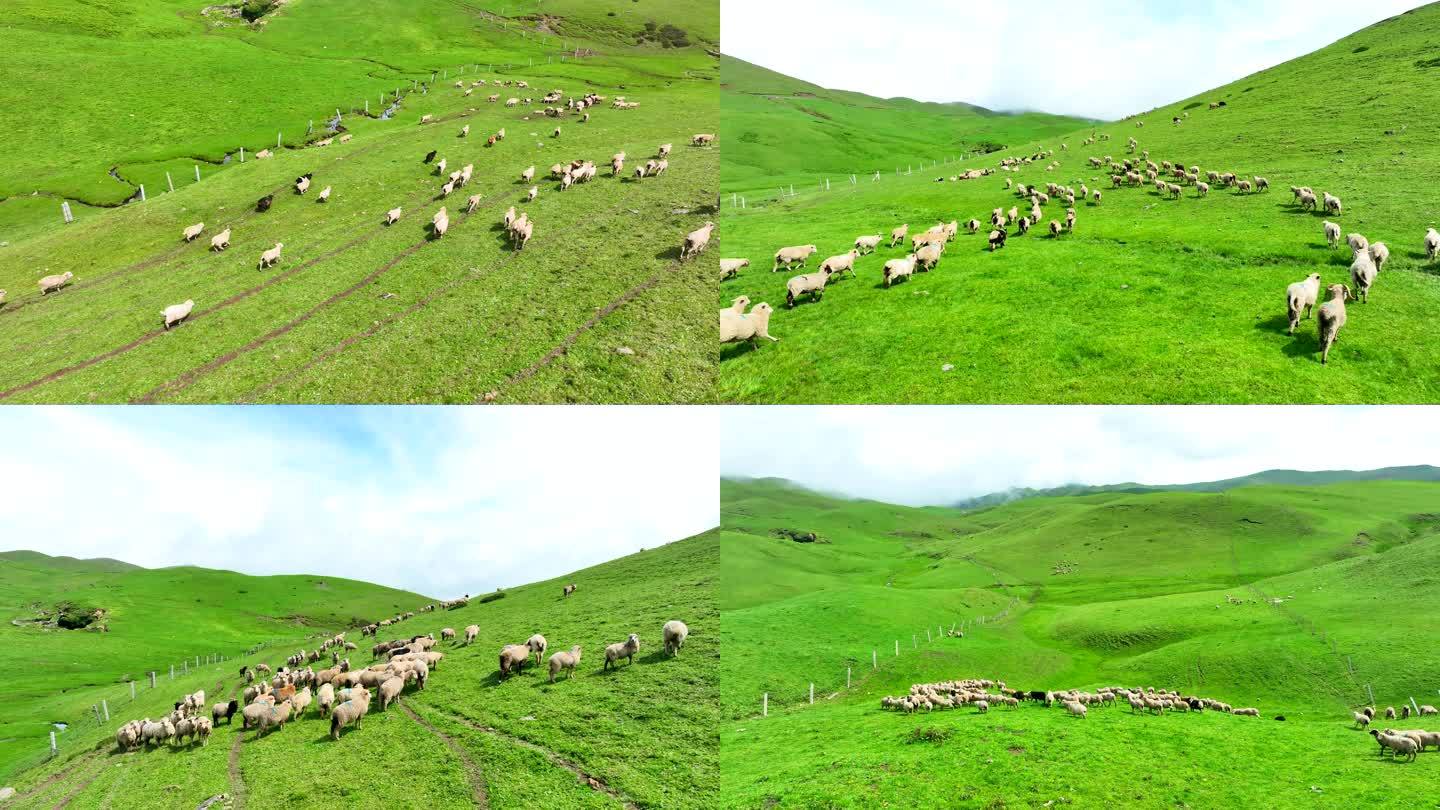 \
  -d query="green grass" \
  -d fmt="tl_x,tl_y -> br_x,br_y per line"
4,532 -> 718,808
720,477 -> 1440,807
717,5 -> 1440,403
0,0 -> 718,403
0,550 -> 430,783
